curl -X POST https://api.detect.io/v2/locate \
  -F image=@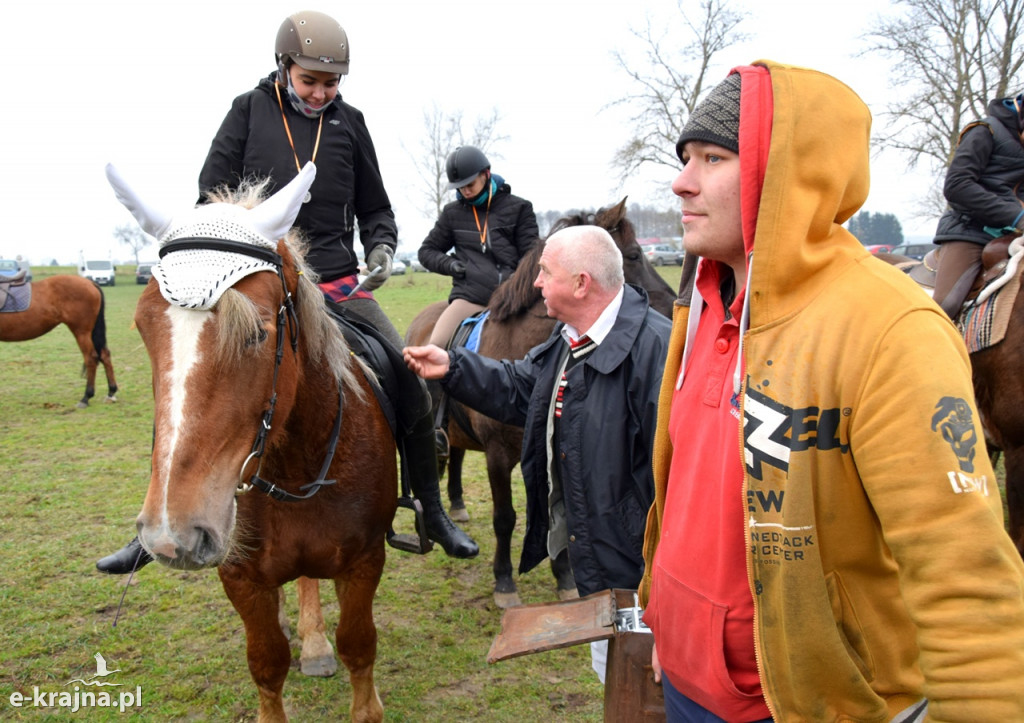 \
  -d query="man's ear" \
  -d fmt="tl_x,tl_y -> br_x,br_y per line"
574,271 -> 592,298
